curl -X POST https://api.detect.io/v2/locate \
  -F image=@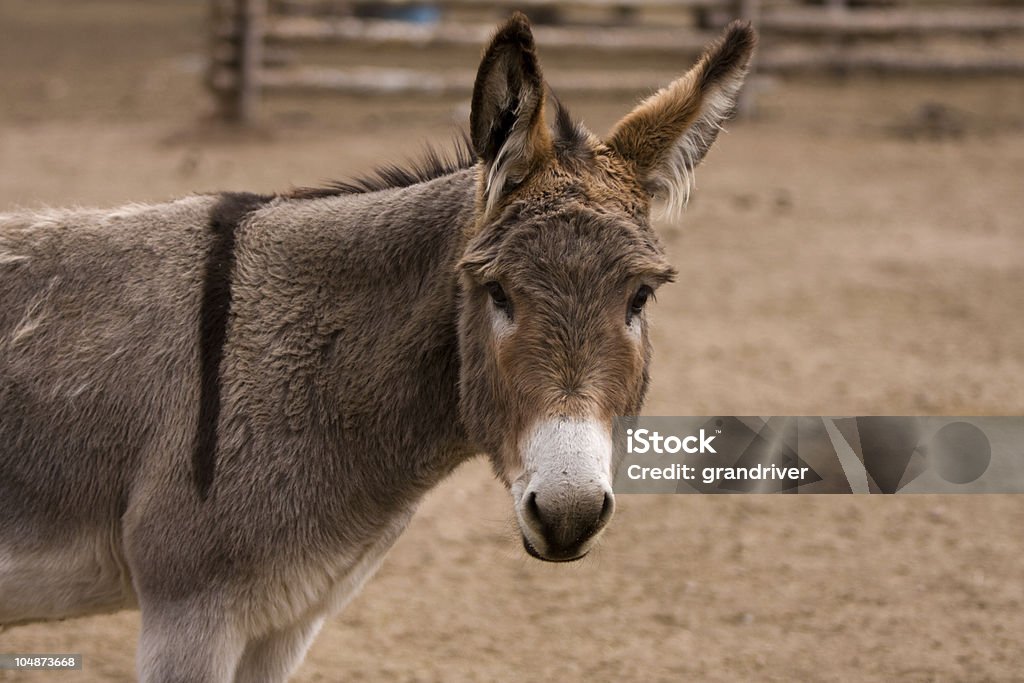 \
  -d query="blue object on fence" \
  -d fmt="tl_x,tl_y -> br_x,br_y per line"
356,3 -> 441,24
